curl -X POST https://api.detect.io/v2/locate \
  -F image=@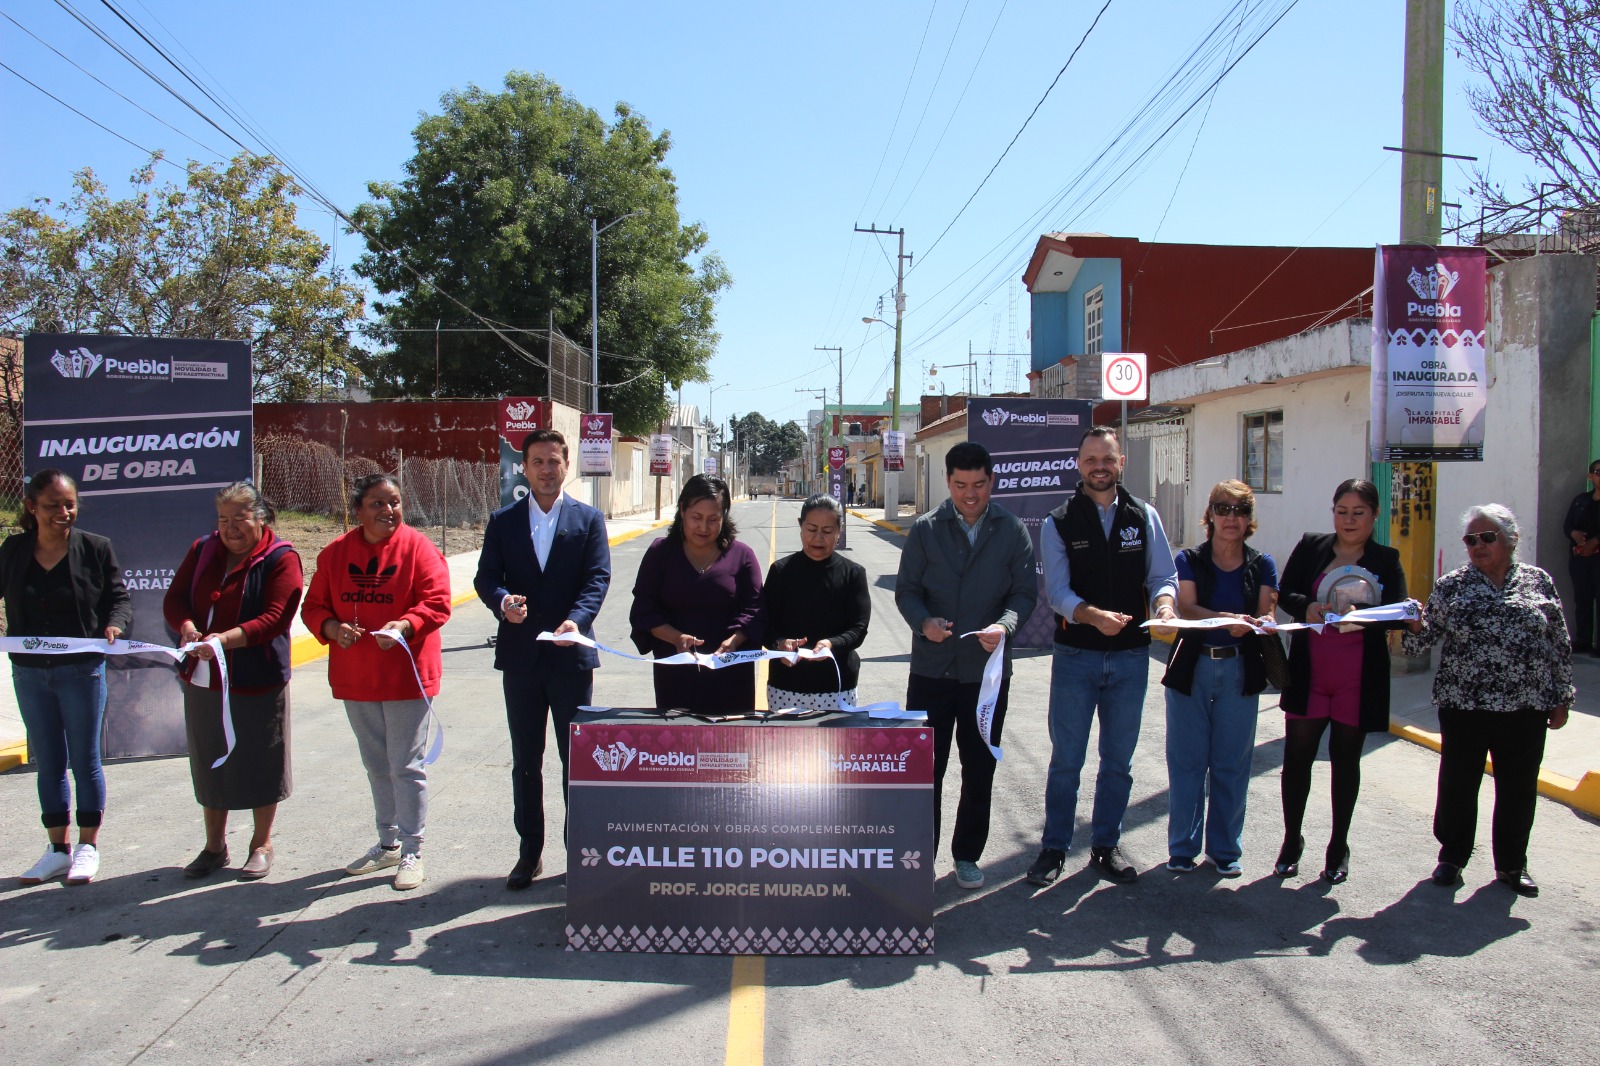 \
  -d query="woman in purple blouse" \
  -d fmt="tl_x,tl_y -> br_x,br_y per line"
630,475 -> 763,712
